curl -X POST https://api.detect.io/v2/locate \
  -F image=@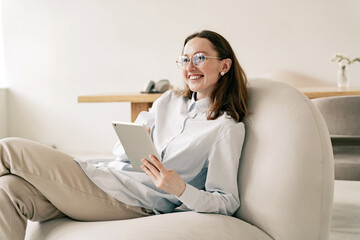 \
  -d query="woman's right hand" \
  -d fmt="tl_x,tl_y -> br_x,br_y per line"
141,155 -> 186,197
